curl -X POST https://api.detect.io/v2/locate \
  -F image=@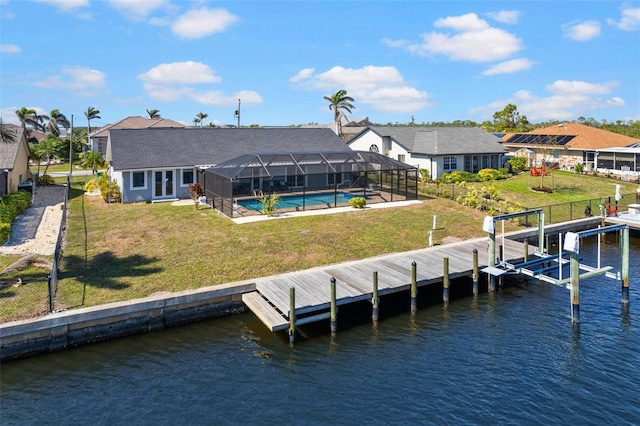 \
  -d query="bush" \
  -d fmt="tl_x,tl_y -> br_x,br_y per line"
507,157 -> 527,173
97,173 -> 121,203
84,178 -> 98,192
477,168 -> 506,181
0,223 -> 10,243
37,174 -> 55,186
441,171 -> 479,184
349,196 -> 367,208
0,190 -> 32,244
